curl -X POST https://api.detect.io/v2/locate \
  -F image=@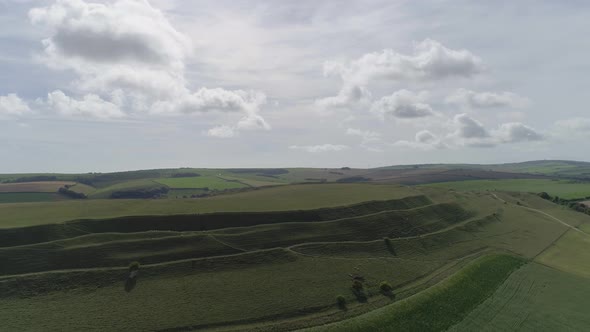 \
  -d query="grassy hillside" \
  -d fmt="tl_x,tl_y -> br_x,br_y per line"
307,255 -> 525,332
0,192 -> 66,203
155,176 -> 247,190
2,181 -> 590,331
0,184 -> 417,228
425,179 -> 590,200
